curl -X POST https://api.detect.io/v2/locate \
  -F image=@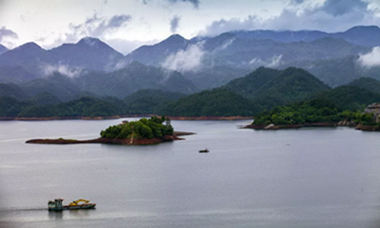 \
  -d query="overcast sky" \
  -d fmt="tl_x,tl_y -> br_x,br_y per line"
1,0 -> 380,54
